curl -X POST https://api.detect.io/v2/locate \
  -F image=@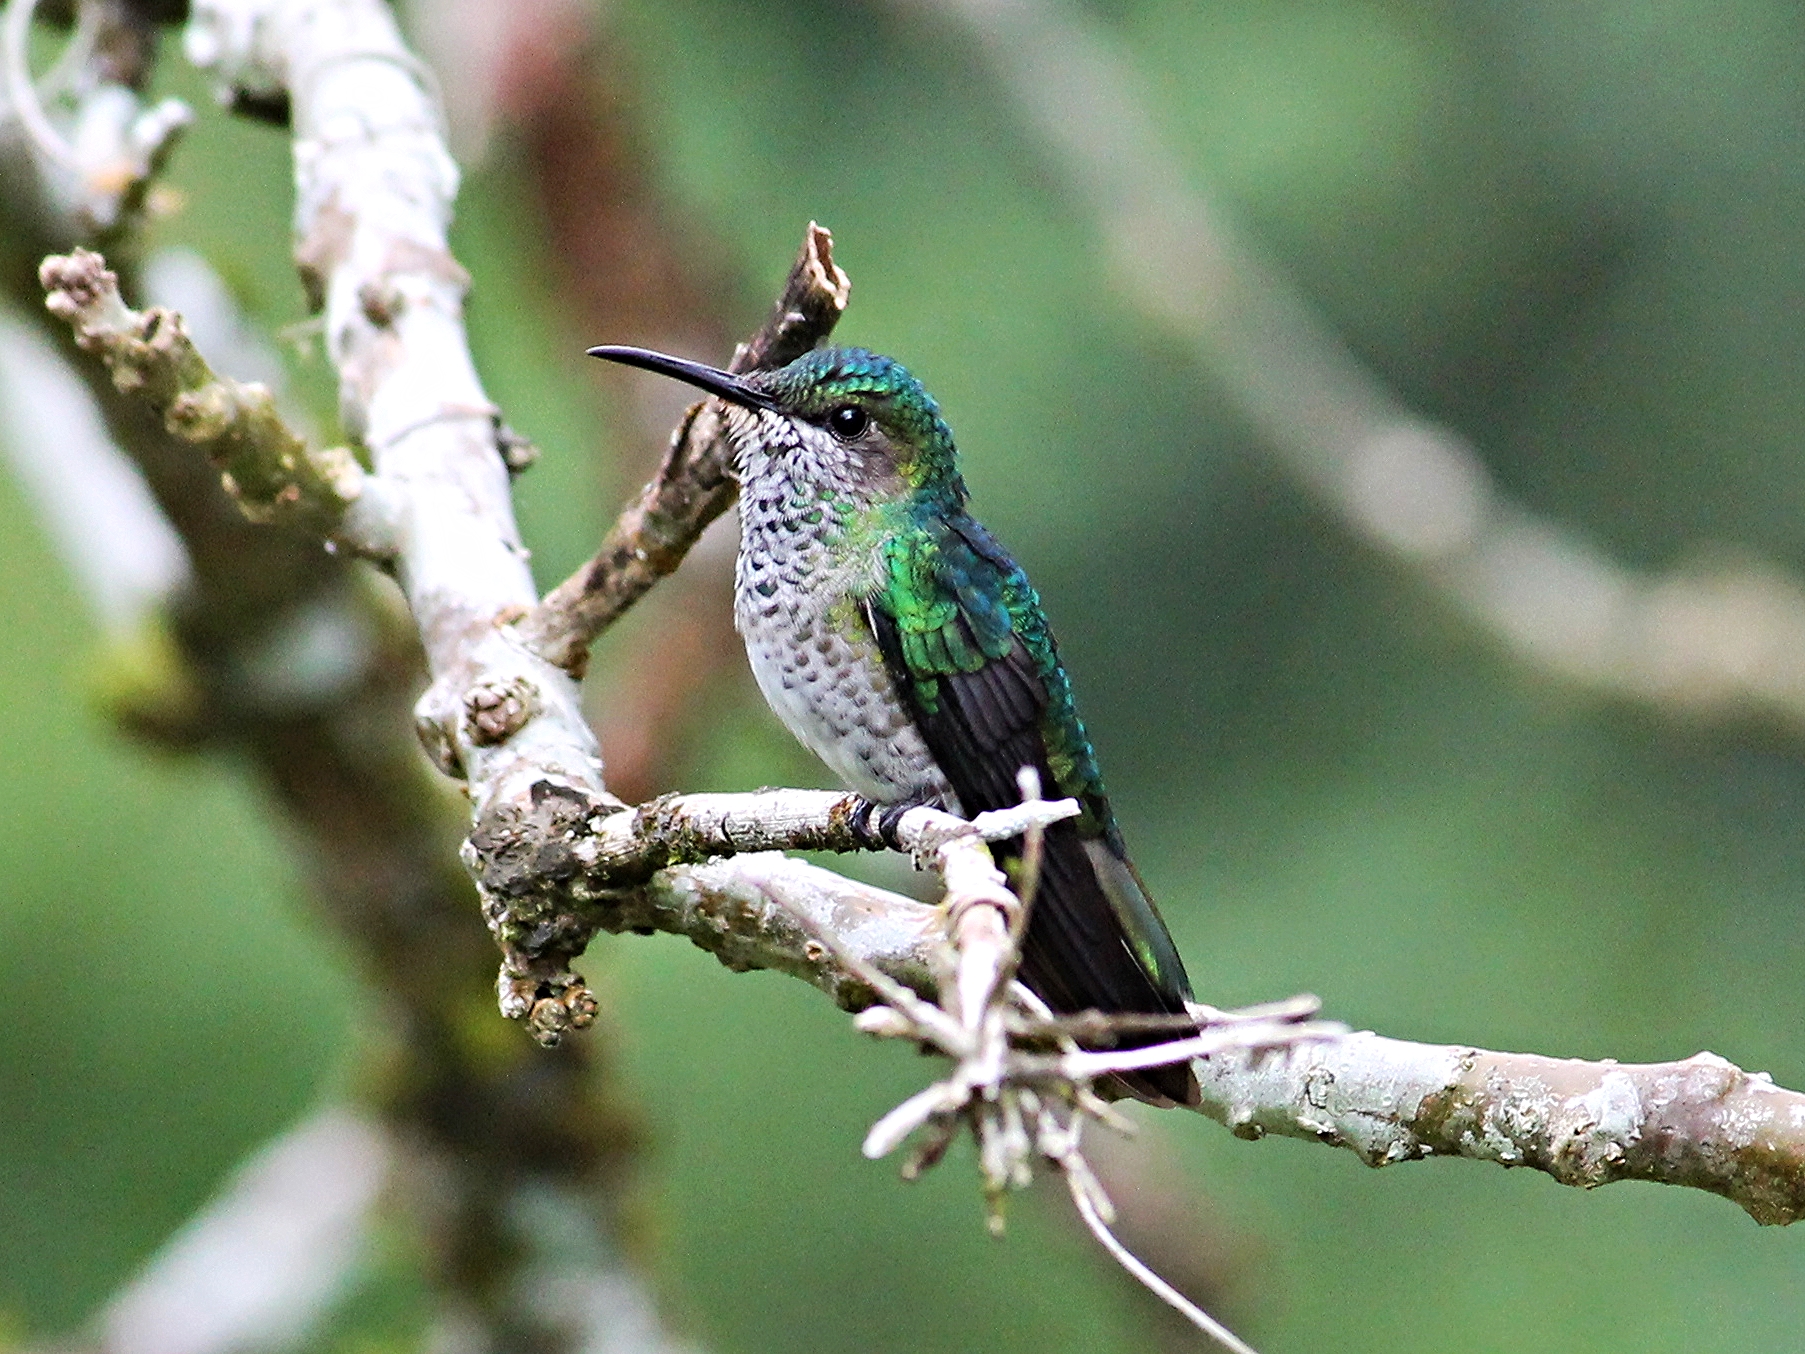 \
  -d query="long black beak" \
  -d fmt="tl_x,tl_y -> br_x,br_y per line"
586,345 -> 781,412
